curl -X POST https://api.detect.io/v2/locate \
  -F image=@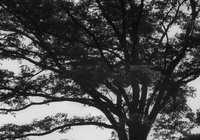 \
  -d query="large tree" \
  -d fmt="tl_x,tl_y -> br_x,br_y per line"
0,0 -> 200,140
